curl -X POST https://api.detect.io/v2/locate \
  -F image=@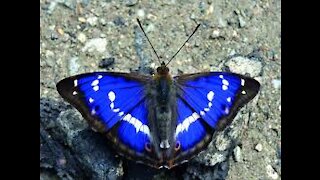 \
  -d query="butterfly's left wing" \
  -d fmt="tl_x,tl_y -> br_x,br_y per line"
171,72 -> 260,166
56,72 -> 160,166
